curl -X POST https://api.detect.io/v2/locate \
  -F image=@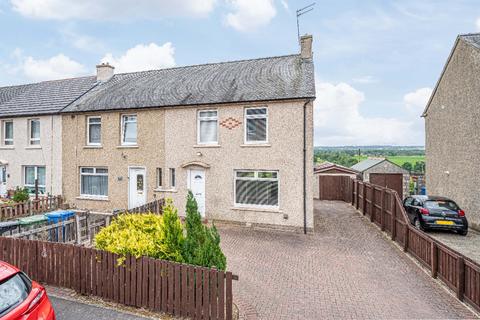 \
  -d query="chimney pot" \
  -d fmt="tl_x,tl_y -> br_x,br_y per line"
96,62 -> 115,82
300,34 -> 313,59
